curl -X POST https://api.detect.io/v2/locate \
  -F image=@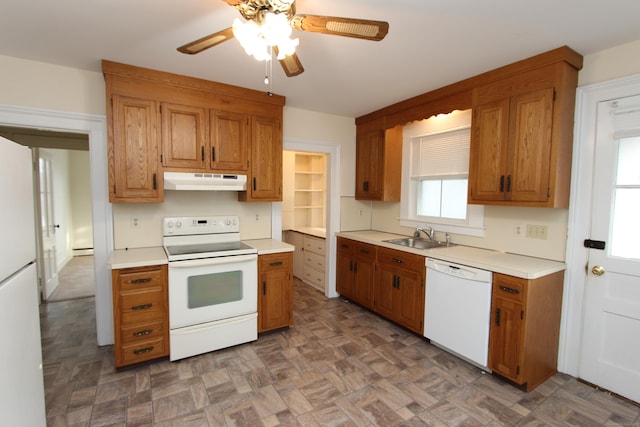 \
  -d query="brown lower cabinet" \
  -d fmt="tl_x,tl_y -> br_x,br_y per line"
488,271 -> 564,391
112,264 -> 169,368
258,252 -> 293,333
336,237 -> 425,335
